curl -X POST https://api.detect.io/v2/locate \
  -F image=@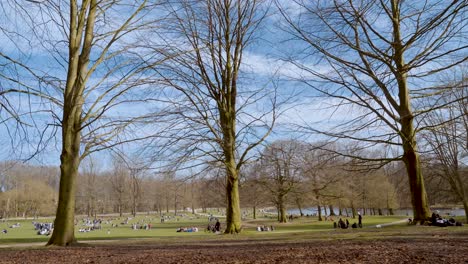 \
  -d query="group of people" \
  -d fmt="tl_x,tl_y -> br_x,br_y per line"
334,213 -> 363,229
256,225 -> 275,232
131,223 -> 152,230
206,219 -> 221,233
176,227 -> 199,232
33,222 -> 53,235
430,212 -> 462,227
